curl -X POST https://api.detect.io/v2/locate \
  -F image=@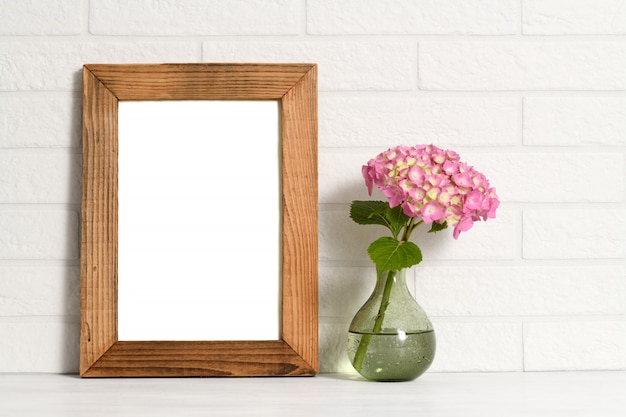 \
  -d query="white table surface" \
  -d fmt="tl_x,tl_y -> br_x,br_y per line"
1,372 -> 624,416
